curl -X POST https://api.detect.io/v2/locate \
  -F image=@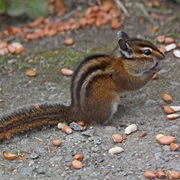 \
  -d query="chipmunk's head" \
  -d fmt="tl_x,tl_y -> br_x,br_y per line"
116,31 -> 165,76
